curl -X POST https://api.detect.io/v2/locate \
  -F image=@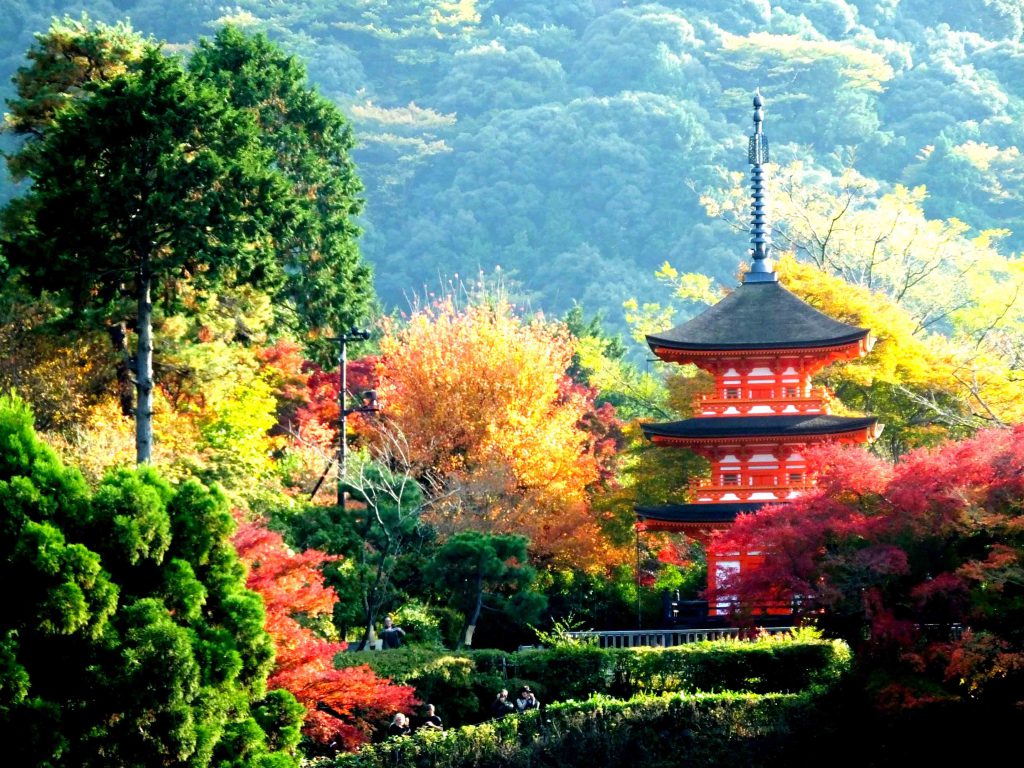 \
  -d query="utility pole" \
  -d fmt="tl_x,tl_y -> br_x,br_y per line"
309,328 -> 376,507
636,522 -> 643,630
334,328 -> 374,509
